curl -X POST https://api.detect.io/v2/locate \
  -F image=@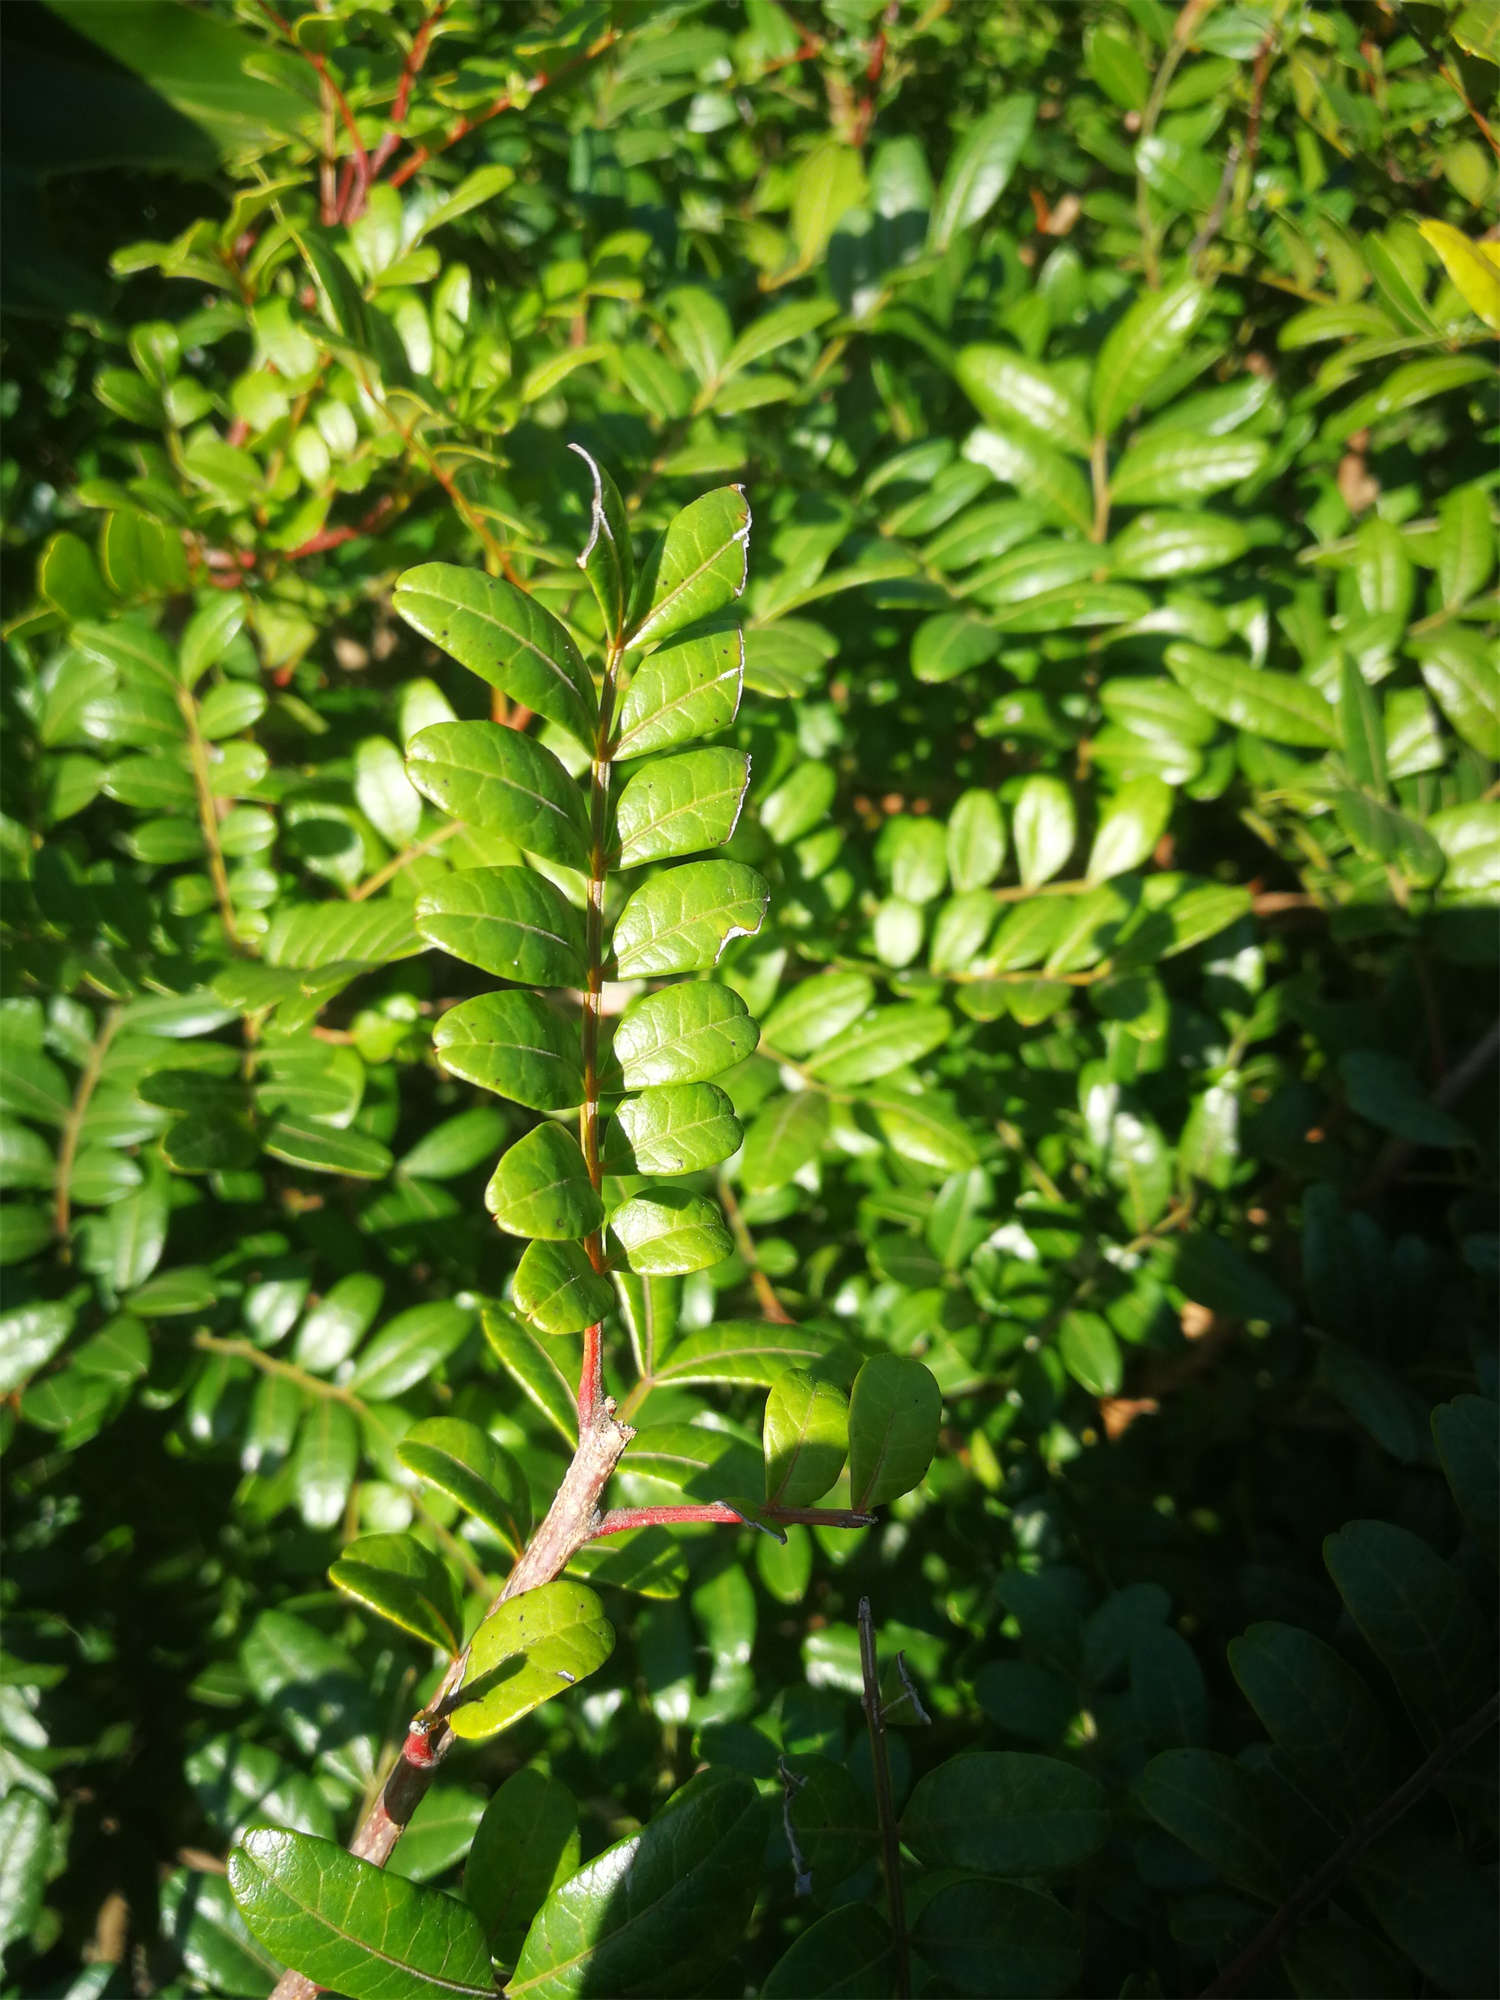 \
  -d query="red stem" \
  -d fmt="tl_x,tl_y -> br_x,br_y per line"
369,4 -> 444,175
593,1503 -> 876,1538
383,29 -> 617,190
